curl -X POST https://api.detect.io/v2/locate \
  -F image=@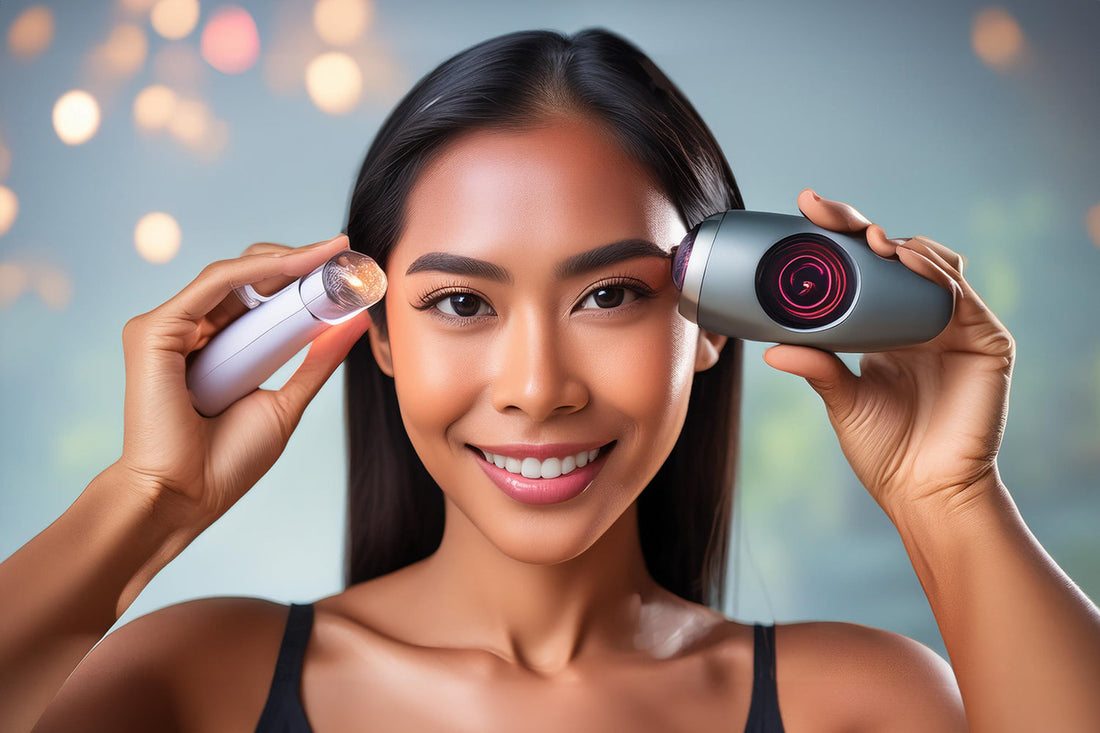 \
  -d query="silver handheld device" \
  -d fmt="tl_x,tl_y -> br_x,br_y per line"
671,211 -> 953,352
